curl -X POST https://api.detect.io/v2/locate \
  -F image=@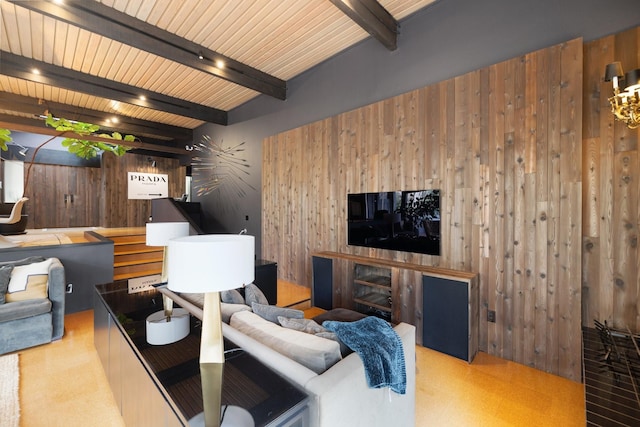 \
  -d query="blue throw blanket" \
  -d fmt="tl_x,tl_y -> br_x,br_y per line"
323,316 -> 406,394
